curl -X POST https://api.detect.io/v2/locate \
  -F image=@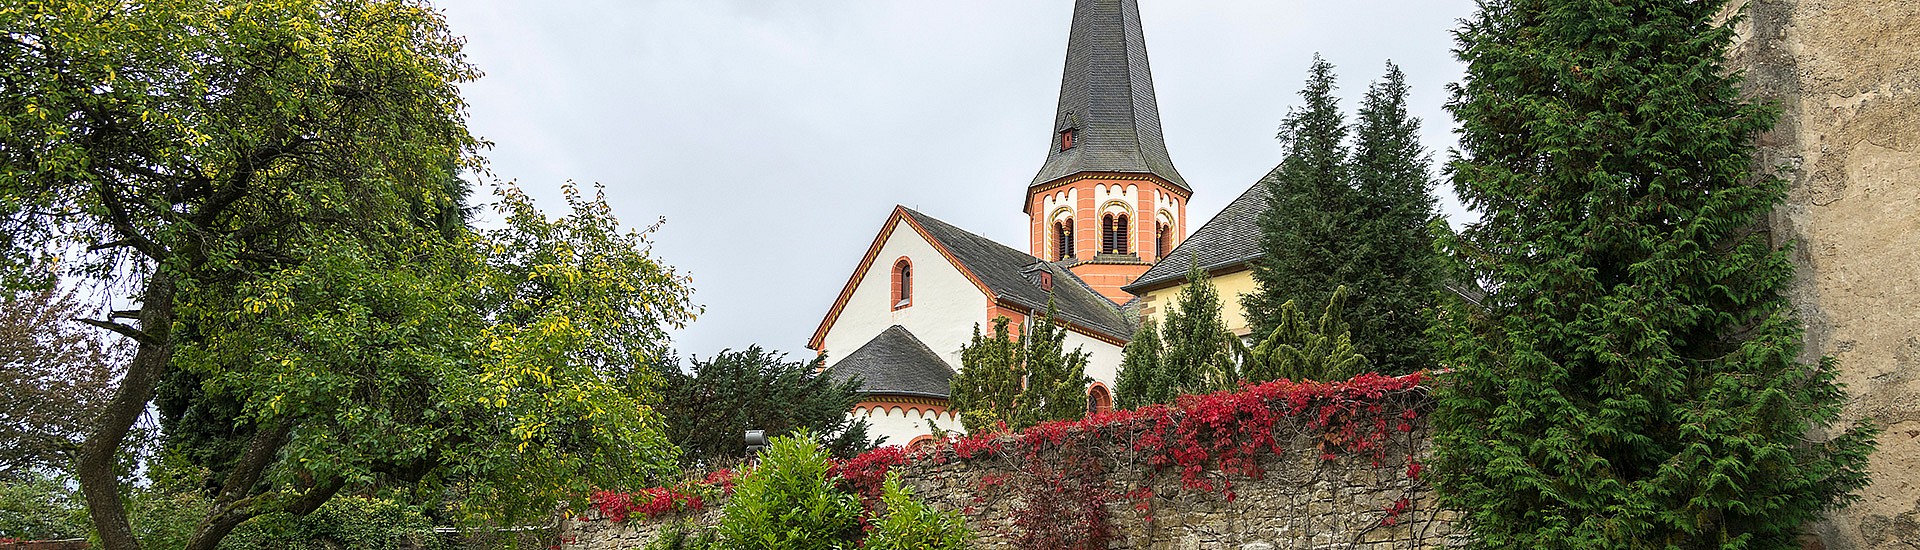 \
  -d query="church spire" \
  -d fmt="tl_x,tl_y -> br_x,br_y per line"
1030,0 -> 1187,192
